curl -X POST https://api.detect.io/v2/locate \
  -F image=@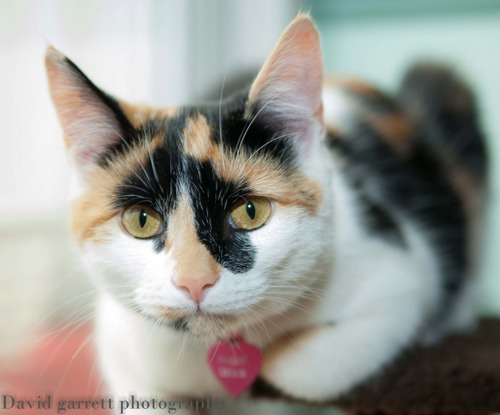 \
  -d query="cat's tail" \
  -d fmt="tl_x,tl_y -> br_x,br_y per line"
397,62 -> 488,184
398,63 -> 489,339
